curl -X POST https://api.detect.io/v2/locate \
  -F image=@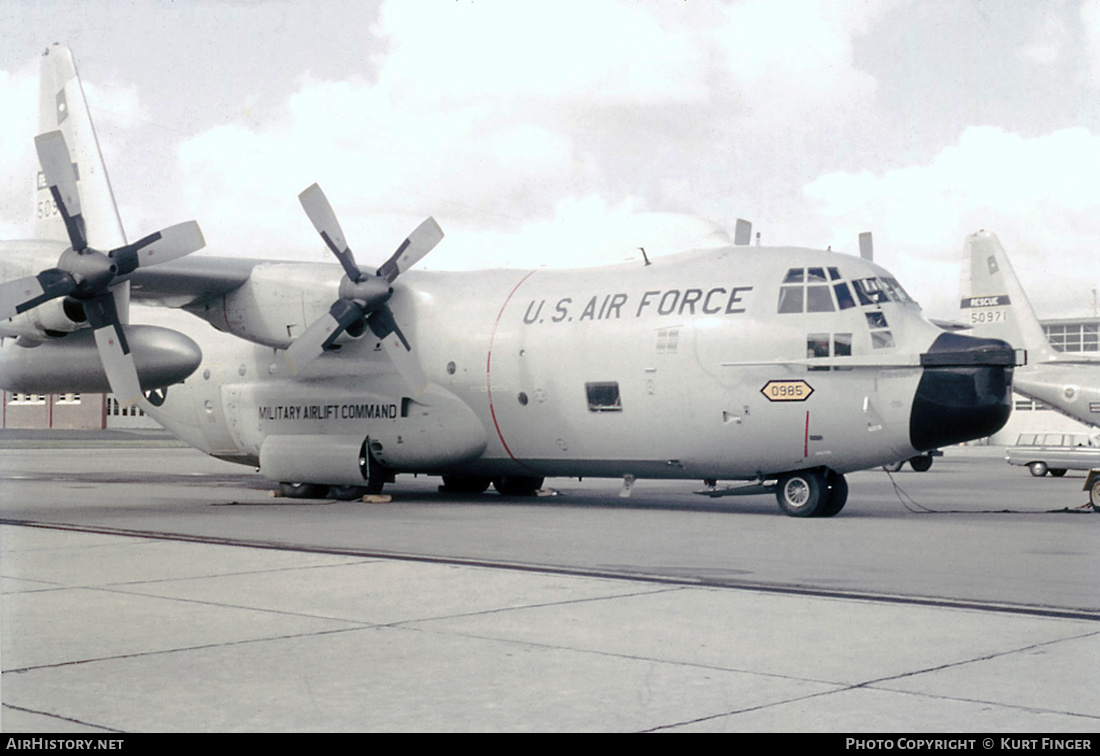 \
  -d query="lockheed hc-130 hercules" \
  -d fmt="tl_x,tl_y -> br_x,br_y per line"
962,229 -> 1100,434
0,45 -> 1016,517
